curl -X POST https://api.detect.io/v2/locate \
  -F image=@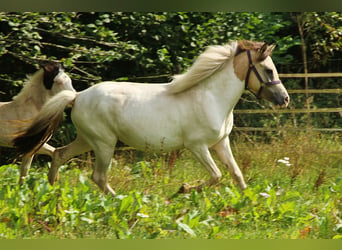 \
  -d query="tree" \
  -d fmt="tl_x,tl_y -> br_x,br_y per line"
0,12 -> 341,157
